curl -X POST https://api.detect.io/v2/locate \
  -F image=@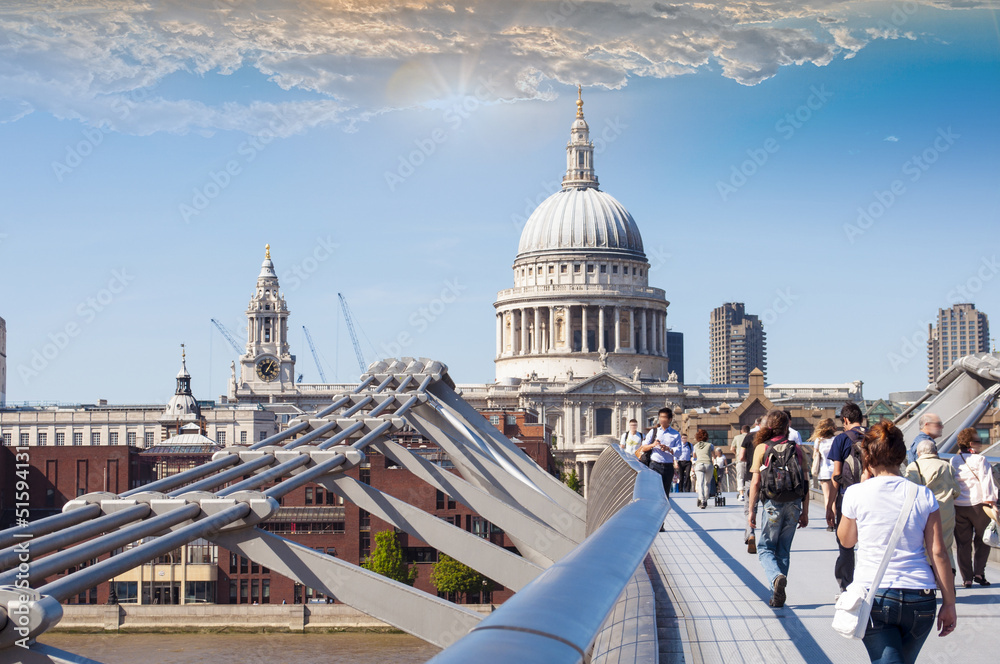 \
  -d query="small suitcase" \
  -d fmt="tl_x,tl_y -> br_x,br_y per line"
715,494 -> 726,507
